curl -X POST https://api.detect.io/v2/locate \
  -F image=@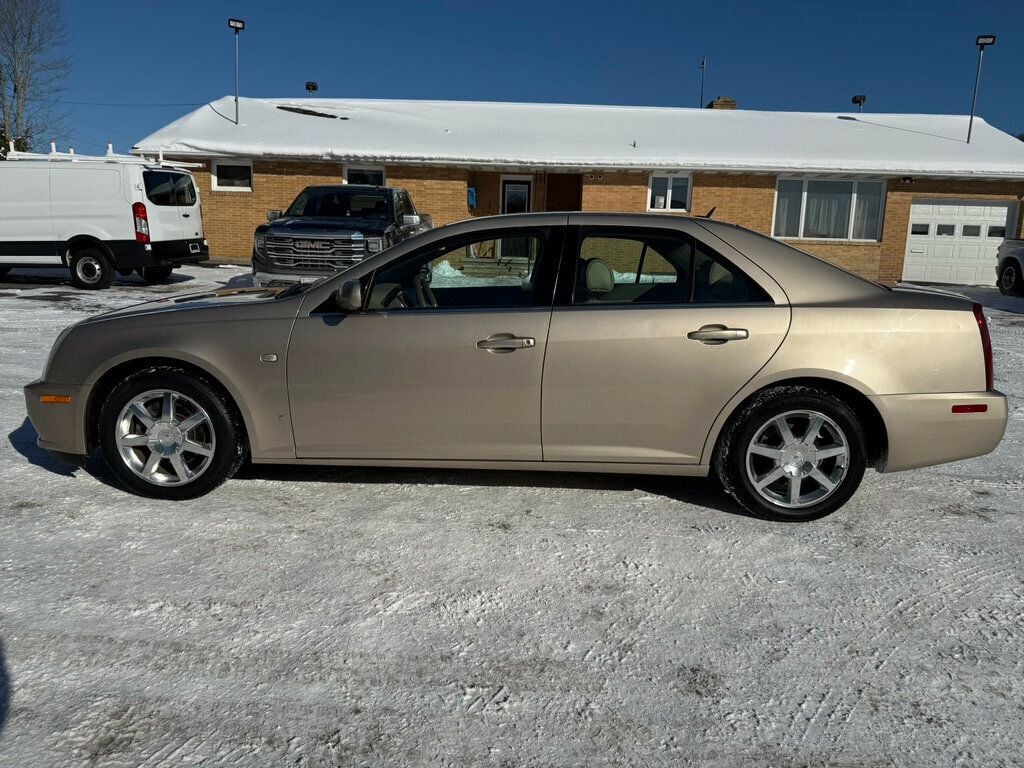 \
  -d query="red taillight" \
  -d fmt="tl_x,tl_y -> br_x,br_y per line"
972,303 -> 994,391
132,202 -> 150,243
